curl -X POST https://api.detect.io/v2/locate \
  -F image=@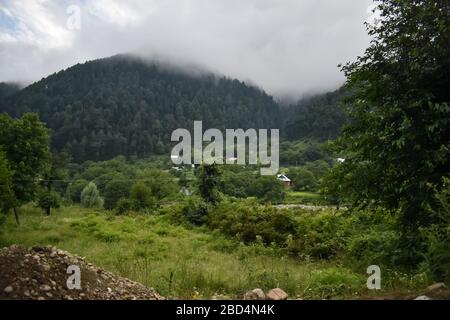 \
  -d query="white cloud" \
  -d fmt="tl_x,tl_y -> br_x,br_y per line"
0,0 -> 373,98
